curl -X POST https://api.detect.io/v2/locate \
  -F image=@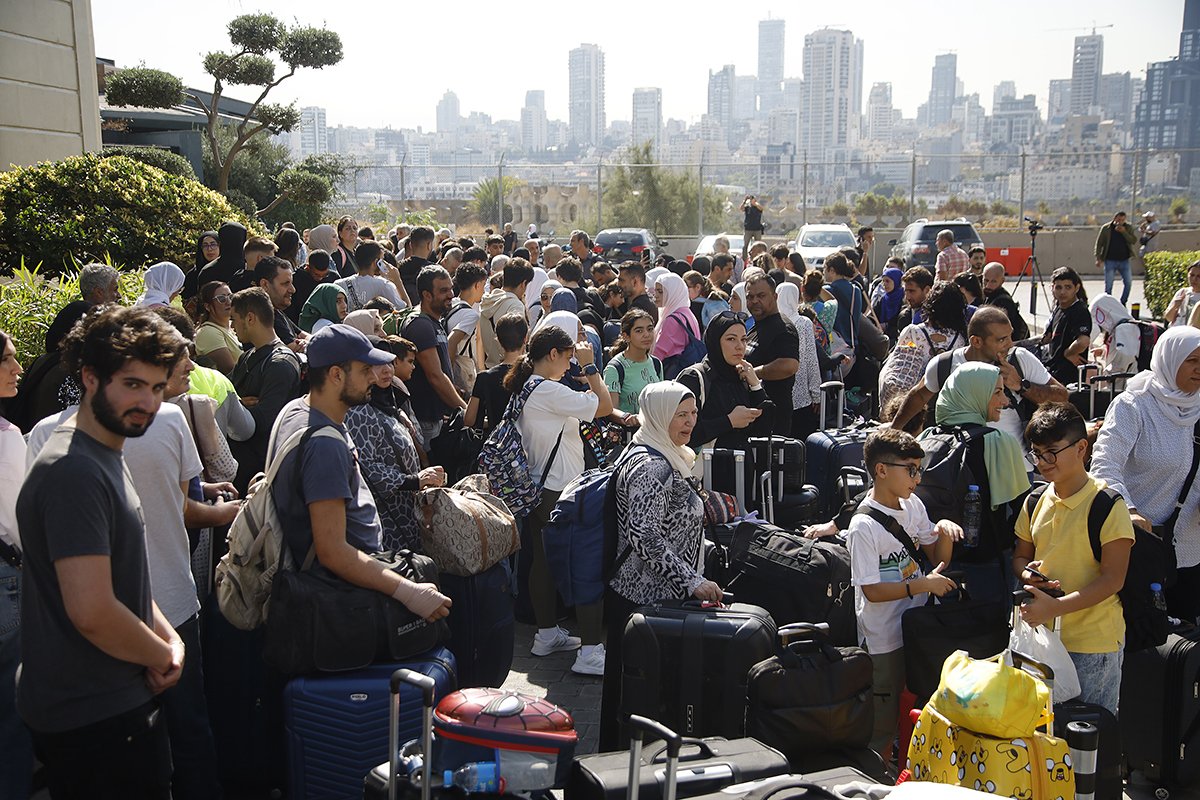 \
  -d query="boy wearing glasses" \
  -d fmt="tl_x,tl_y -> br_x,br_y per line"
849,428 -> 960,760
1013,403 -> 1133,715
